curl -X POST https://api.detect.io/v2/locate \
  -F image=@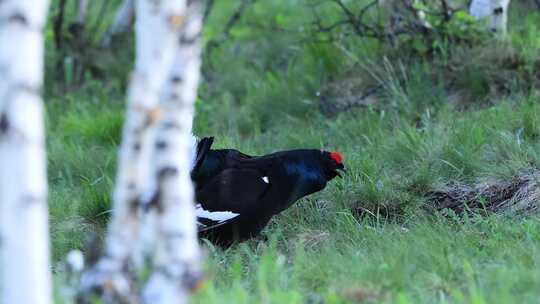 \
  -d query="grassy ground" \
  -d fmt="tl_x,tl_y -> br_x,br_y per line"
45,1 -> 540,303
48,90 -> 540,303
